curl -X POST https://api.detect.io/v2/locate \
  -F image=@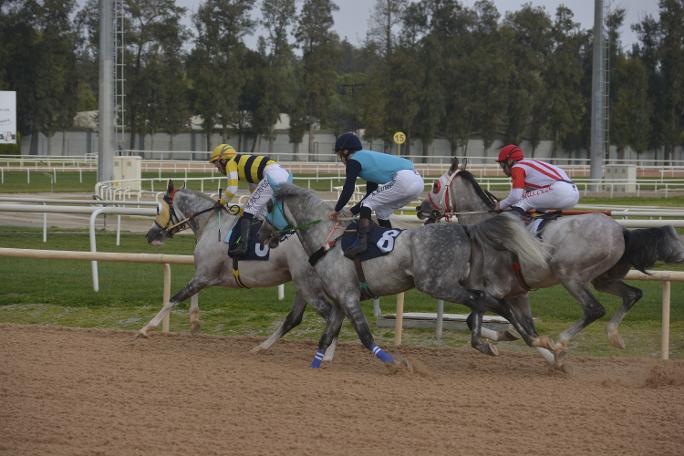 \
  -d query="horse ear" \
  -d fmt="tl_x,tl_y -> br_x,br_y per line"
449,157 -> 460,173
167,180 -> 176,199
461,158 -> 468,170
